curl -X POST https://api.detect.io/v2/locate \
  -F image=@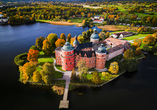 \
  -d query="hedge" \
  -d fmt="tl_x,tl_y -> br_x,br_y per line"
14,52 -> 28,66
